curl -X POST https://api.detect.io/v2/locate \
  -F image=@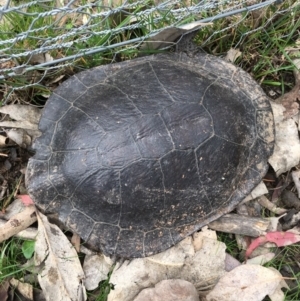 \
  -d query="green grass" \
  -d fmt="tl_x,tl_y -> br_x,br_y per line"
0,238 -> 31,283
196,1 -> 300,96
87,270 -> 115,301
266,245 -> 300,301
0,0 -> 299,104
217,232 -> 241,260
